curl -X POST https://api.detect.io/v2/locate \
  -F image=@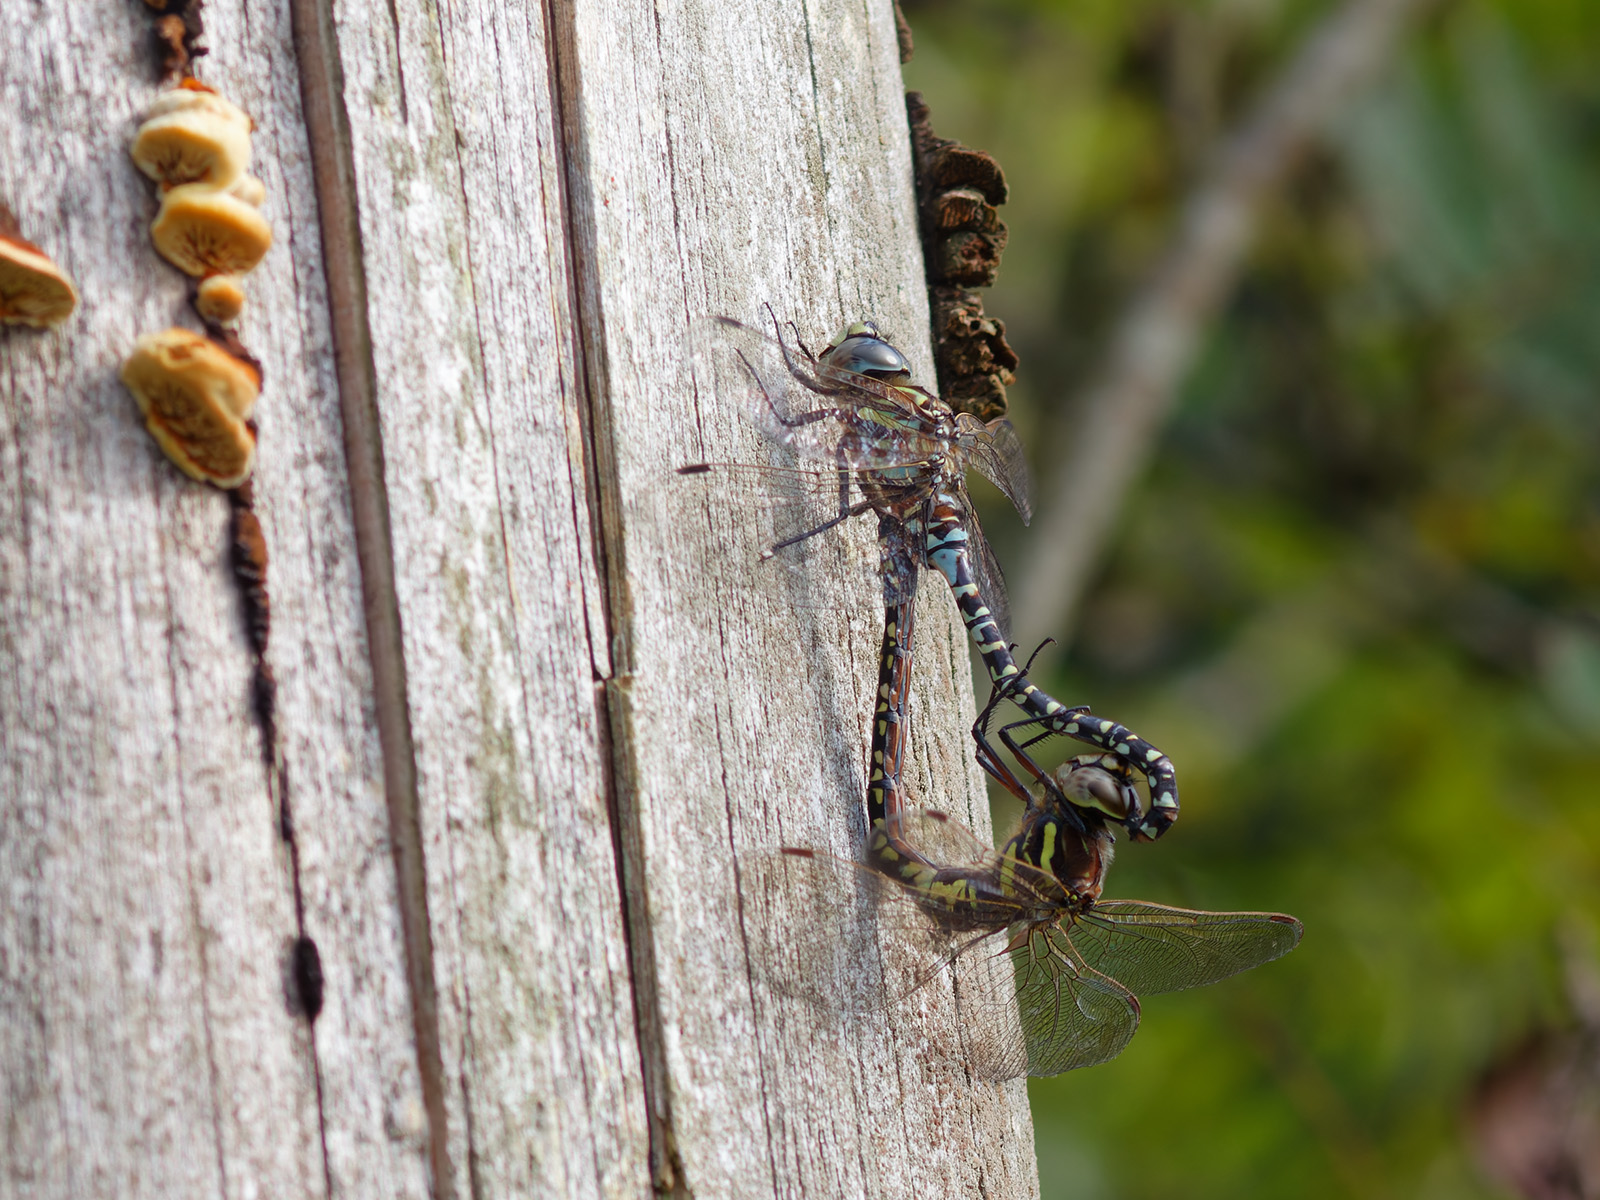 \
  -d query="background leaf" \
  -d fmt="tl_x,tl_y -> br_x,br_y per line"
904,1 -> 1600,1195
